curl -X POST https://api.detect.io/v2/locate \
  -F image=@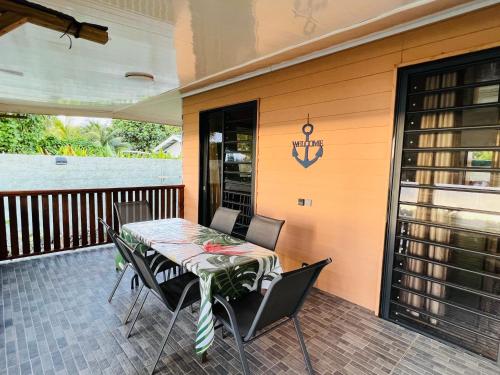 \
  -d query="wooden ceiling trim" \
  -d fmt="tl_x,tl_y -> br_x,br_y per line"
0,0 -> 108,44
0,10 -> 27,37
